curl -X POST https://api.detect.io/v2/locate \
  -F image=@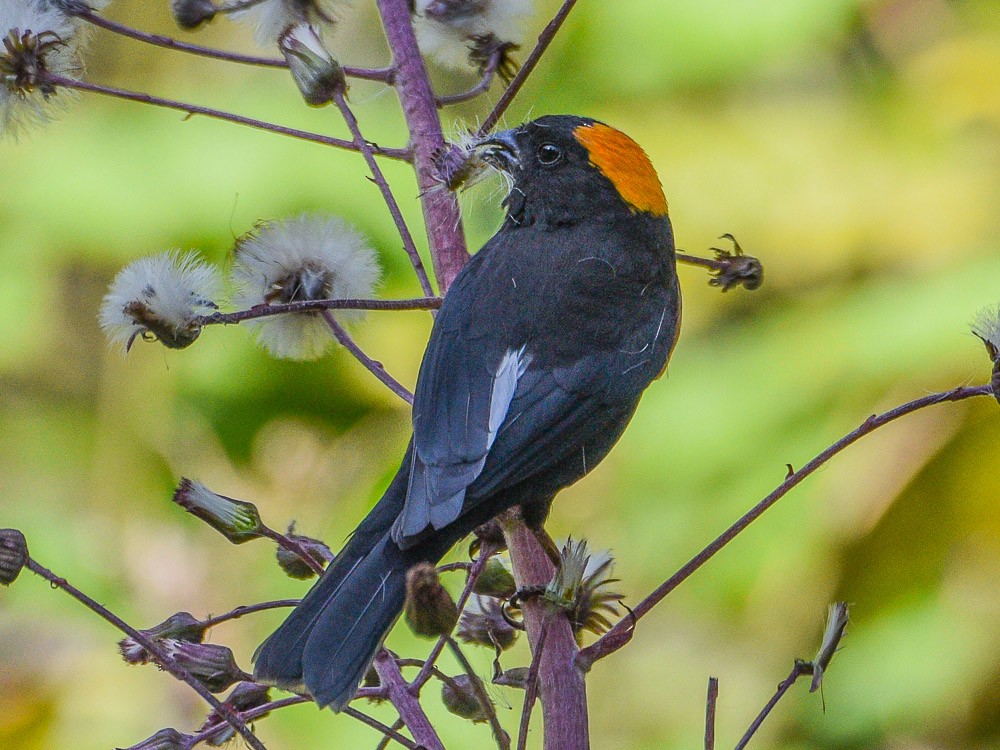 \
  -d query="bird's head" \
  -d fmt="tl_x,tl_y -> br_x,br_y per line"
475,115 -> 669,227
